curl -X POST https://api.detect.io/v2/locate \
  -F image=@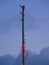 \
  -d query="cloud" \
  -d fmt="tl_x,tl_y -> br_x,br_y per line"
0,0 -> 16,33
40,46 -> 49,58
15,46 -> 49,65
0,46 -> 49,65
0,16 -> 17,33
25,14 -> 49,30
